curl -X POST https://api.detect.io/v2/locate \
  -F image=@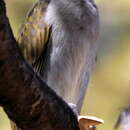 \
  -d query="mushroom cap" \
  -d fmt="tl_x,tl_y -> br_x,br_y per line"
78,115 -> 104,126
